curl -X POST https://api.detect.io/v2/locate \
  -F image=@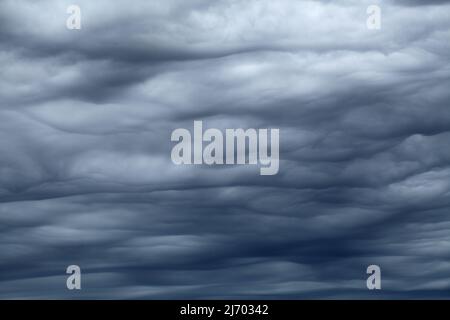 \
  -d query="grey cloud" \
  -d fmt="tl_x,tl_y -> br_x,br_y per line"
0,0 -> 449,299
